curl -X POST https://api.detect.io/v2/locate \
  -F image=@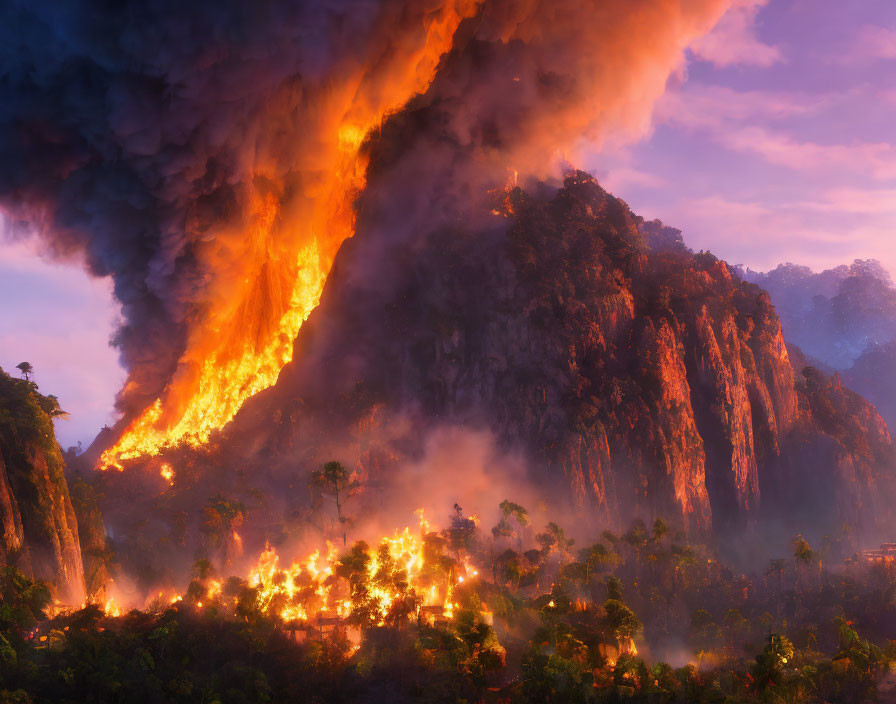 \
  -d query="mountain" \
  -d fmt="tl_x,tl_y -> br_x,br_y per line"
219,172 -> 894,545
744,261 -> 896,430
0,368 -> 84,602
